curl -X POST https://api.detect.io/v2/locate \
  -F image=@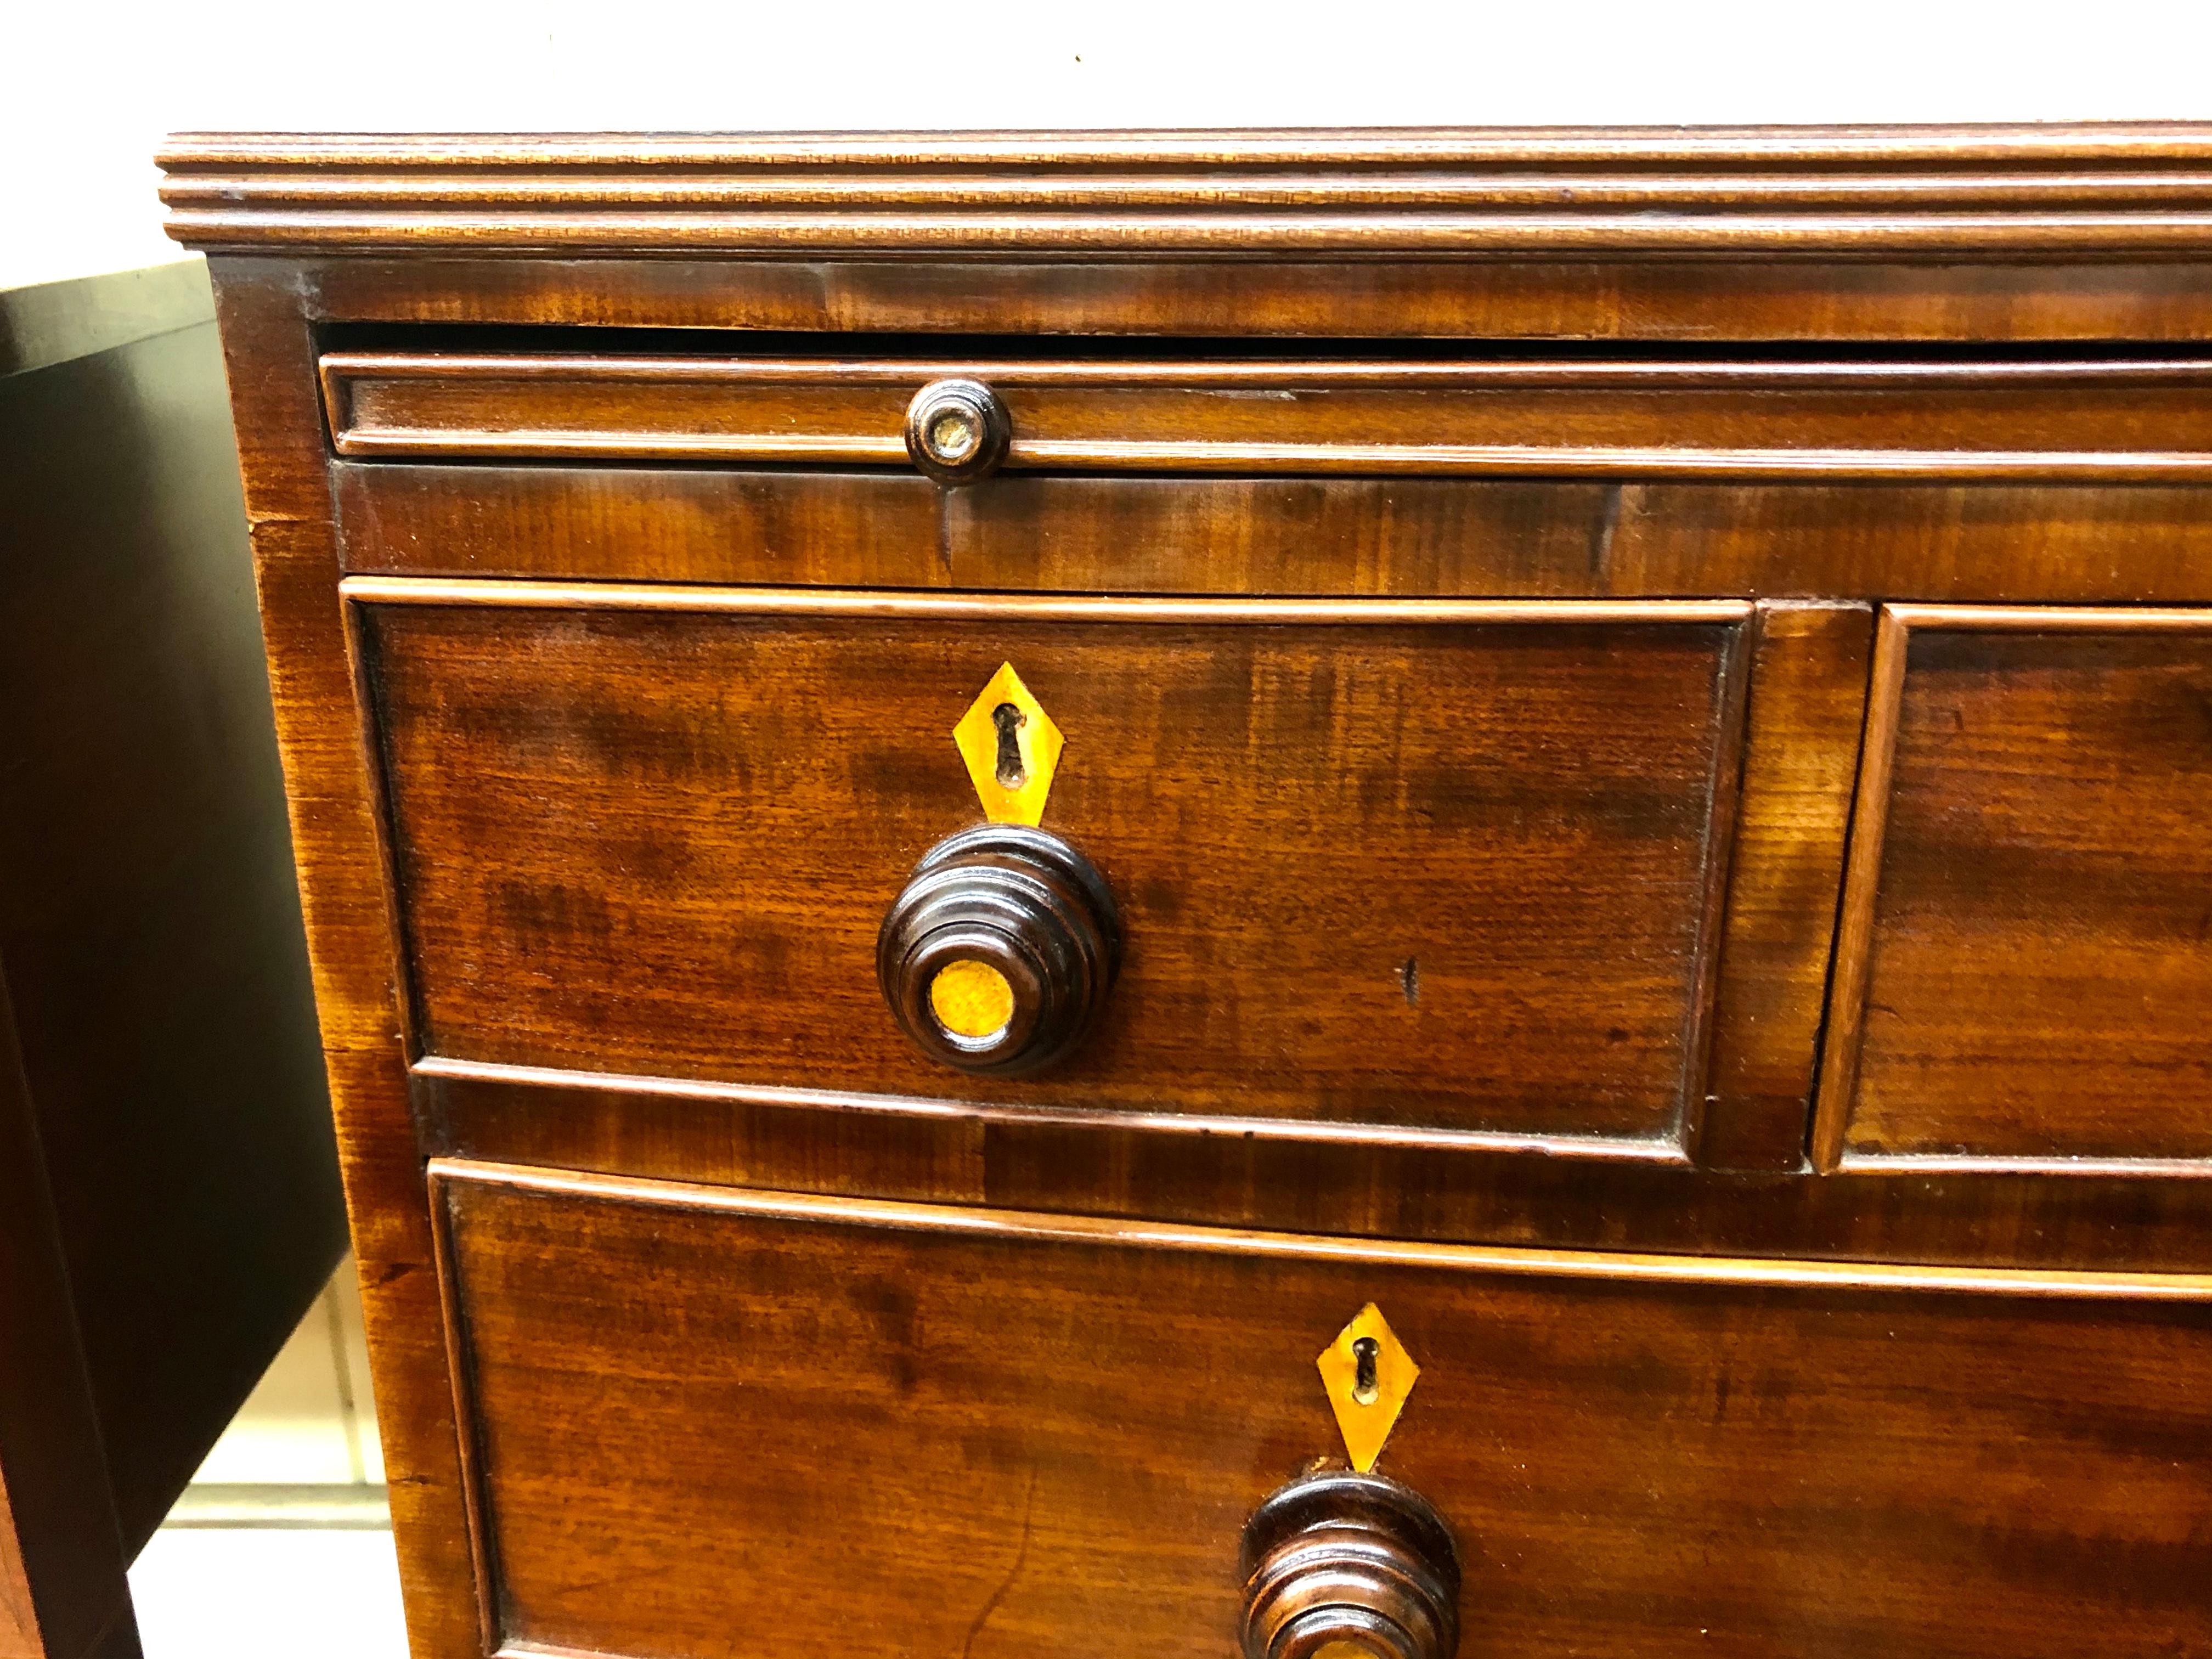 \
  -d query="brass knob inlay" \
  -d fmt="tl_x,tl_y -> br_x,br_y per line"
929,958 -> 1015,1040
